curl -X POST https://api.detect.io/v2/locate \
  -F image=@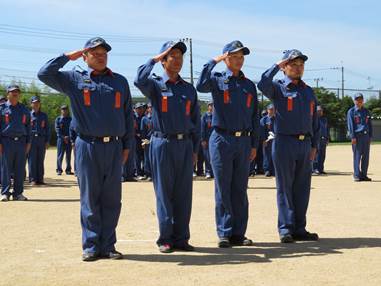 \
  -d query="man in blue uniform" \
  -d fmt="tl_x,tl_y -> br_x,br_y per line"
313,105 -> 329,175
140,102 -> 153,181
0,95 -> 6,185
55,105 -> 72,175
260,103 -> 275,177
258,49 -> 320,243
69,119 -> 78,176
347,93 -> 372,182
28,96 -> 50,185
201,101 -> 214,179
135,40 -> 200,253
197,40 -> 259,248
0,85 -> 31,201
38,37 -> 134,261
